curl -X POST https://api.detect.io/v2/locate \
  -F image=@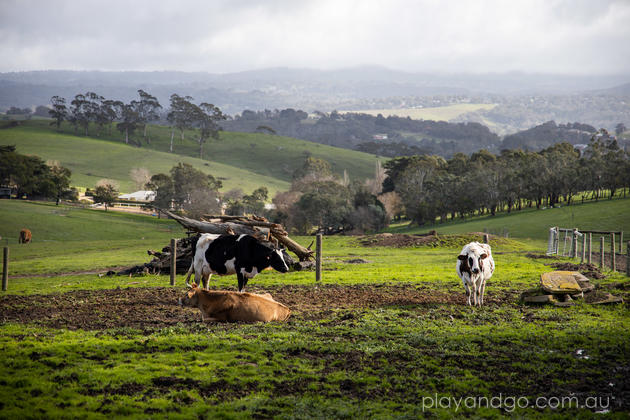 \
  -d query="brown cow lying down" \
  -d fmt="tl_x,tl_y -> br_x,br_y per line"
178,283 -> 291,323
